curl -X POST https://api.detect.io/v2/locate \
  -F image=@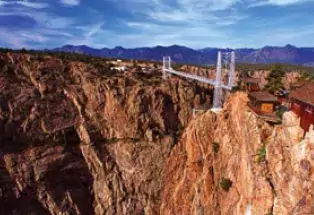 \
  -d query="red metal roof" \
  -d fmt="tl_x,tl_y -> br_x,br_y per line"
249,91 -> 278,102
290,82 -> 314,106
291,80 -> 309,89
